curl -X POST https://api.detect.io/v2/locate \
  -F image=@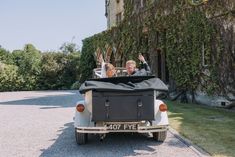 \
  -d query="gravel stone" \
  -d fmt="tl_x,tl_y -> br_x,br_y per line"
0,91 -> 207,157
